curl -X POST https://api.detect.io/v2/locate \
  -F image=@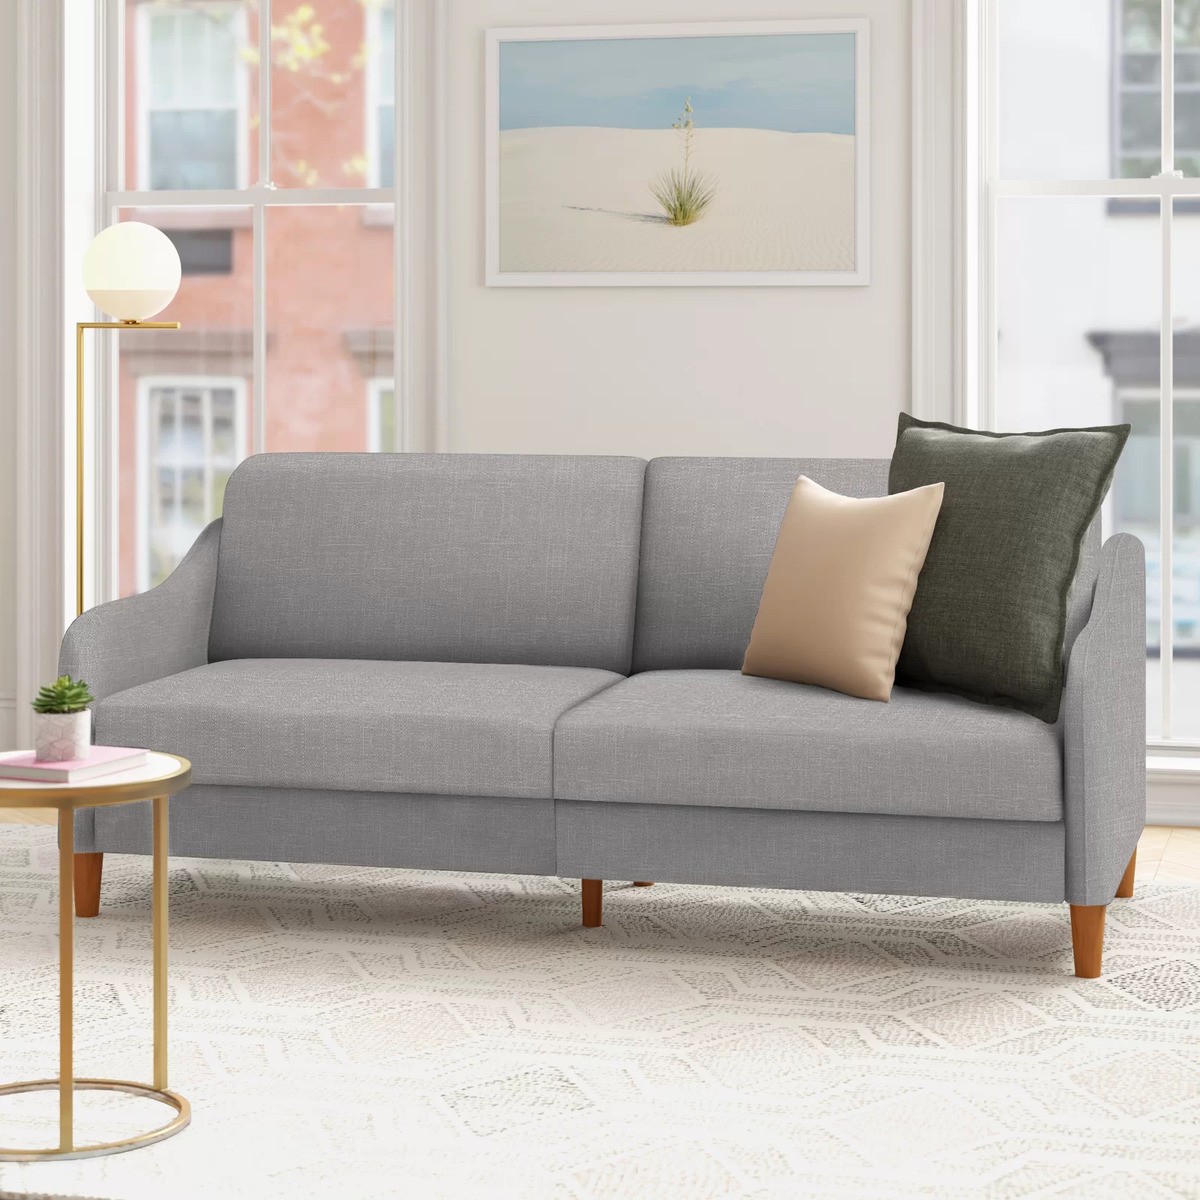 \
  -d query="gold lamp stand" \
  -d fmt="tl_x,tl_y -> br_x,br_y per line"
0,221 -> 195,1162
74,320 -> 180,616
0,316 -> 191,1163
